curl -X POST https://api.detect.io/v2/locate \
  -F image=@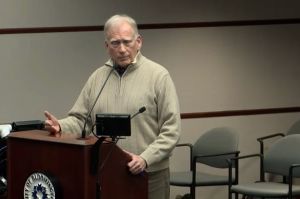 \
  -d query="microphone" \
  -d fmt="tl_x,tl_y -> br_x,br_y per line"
81,67 -> 115,139
131,106 -> 146,119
